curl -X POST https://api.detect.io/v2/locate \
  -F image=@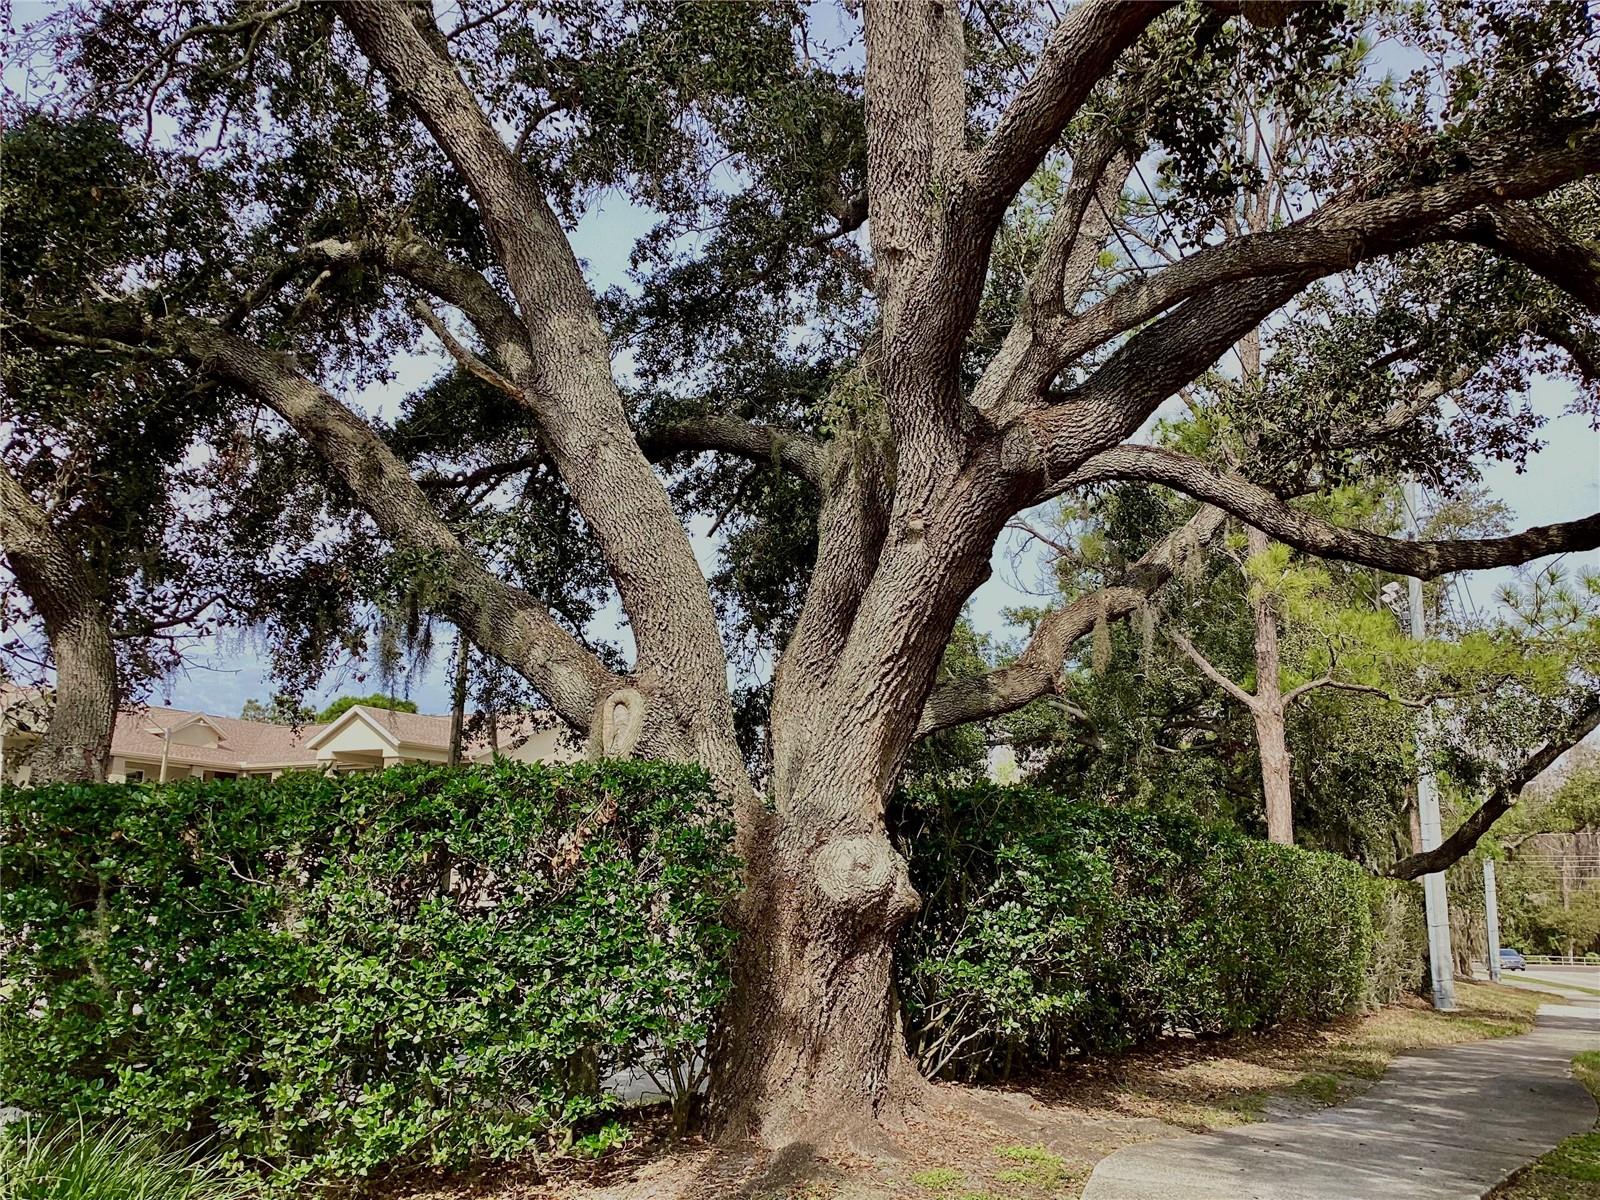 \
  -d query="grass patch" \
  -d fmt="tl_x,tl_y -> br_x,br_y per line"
1574,1052 -> 1600,1096
1291,1072 -> 1344,1105
0,1117 -> 255,1200
911,1166 -> 965,1190
991,1145 -> 1068,1189
1521,976 -> 1600,998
